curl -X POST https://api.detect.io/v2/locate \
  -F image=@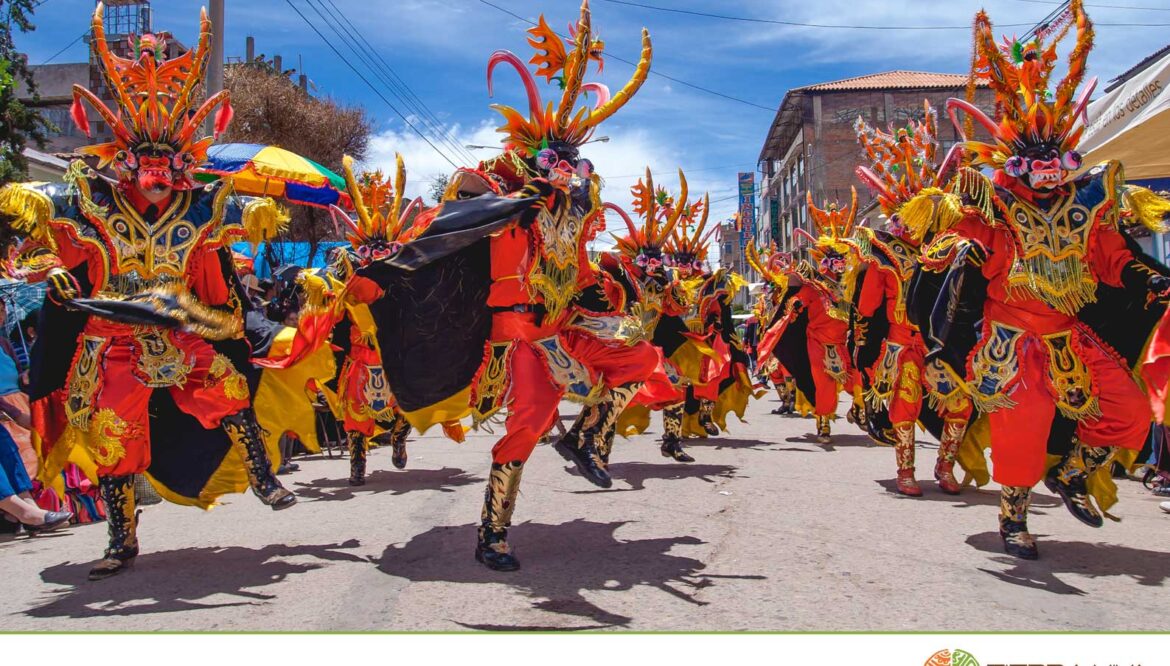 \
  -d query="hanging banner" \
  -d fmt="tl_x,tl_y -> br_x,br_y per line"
737,172 -> 756,250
